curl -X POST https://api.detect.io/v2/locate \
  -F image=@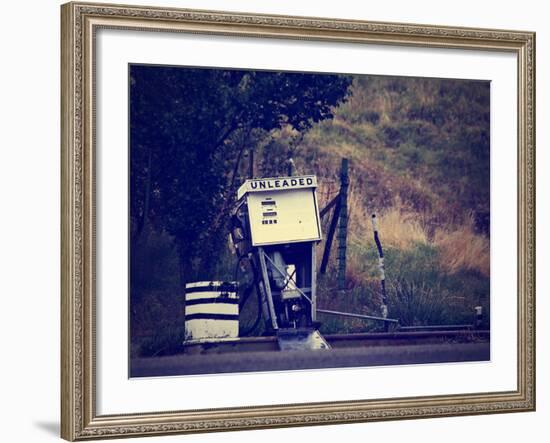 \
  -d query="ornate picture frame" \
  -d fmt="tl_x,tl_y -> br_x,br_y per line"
61,1 -> 535,440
